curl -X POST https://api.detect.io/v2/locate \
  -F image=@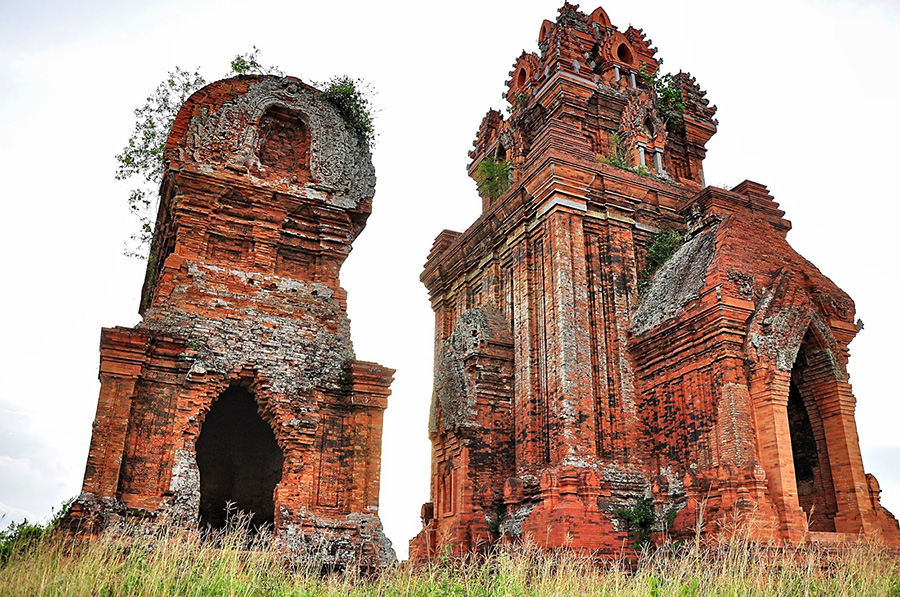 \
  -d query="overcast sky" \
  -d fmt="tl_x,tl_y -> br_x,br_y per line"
1,0 -> 898,559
